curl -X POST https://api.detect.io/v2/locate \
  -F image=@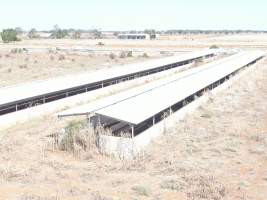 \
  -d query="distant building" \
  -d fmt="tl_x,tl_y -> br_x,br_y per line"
117,33 -> 151,40
37,32 -> 51,39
